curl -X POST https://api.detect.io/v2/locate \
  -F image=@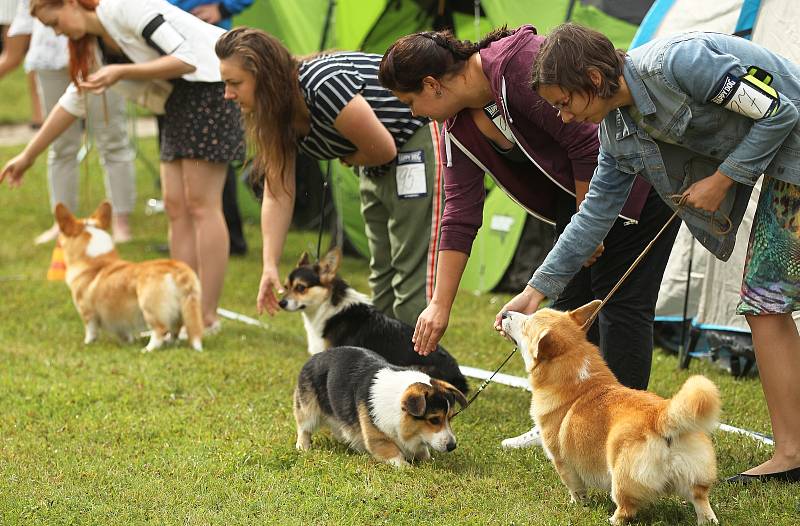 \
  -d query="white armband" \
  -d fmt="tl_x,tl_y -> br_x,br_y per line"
709,67 -> 779,120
